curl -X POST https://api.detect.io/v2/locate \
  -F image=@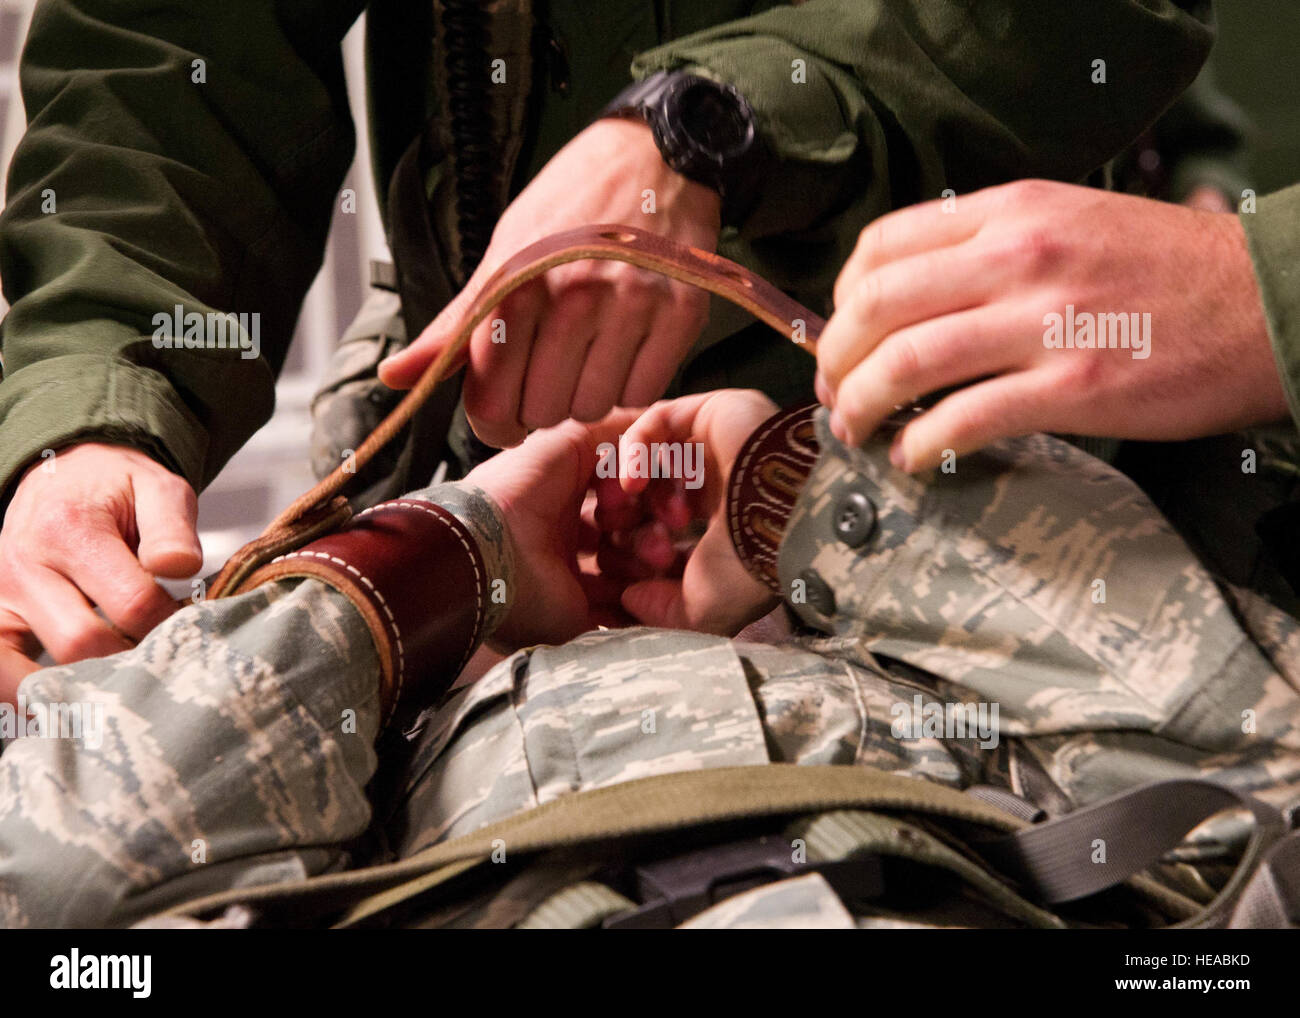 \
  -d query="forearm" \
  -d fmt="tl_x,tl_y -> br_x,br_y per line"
0,577 -> 382,928
0,480 -> 512,927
